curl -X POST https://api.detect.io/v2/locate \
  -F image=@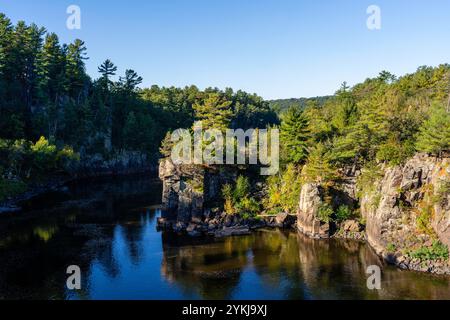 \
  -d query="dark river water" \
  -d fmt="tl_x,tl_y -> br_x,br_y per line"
0,175 -> 449,300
